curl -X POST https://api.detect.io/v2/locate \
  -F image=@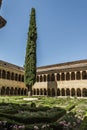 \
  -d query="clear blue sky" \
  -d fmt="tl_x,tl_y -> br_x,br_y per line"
0,0 -> 87,67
